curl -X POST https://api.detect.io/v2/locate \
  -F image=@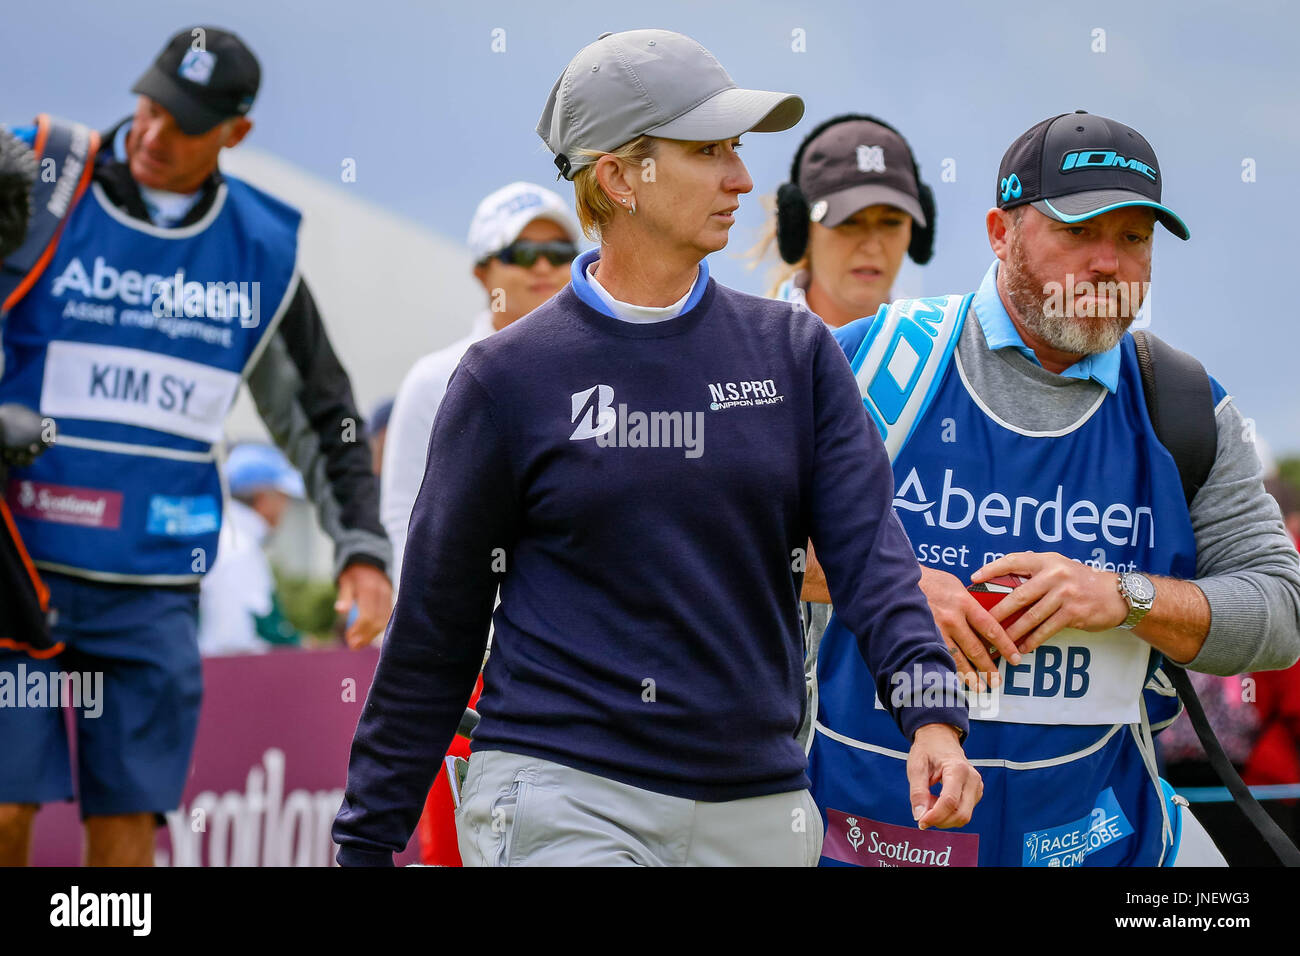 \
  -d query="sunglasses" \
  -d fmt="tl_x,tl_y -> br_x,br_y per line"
491,239 -> 578,268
